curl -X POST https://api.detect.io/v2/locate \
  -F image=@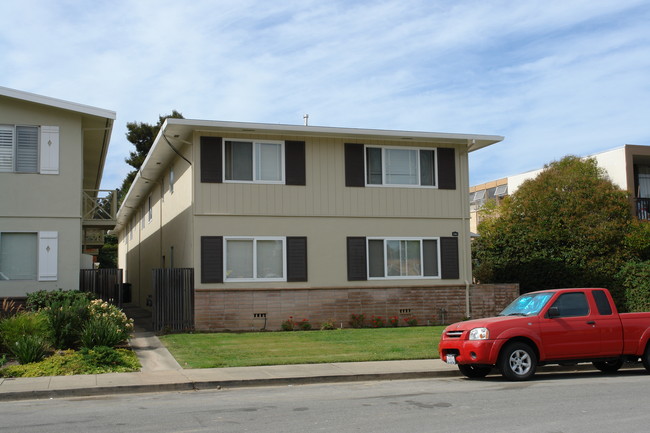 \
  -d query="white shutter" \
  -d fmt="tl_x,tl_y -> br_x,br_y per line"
38,231 -> 58,281
0,126 -> 13,172
40,126 -> 59,175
